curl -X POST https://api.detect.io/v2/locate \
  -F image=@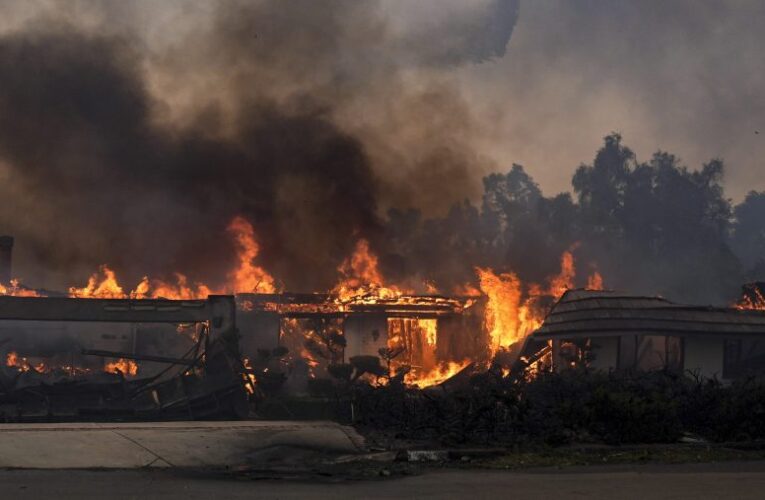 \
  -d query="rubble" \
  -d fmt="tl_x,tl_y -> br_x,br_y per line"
0,295 -> 248,422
